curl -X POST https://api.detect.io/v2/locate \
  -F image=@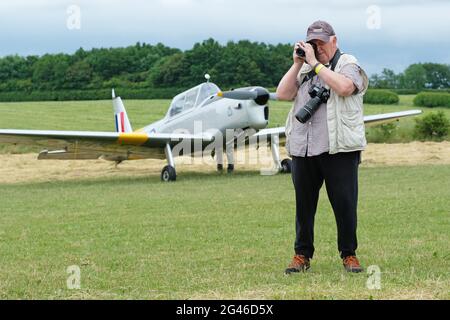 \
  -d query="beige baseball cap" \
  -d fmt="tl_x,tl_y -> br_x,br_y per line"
306,20 -> 335,43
